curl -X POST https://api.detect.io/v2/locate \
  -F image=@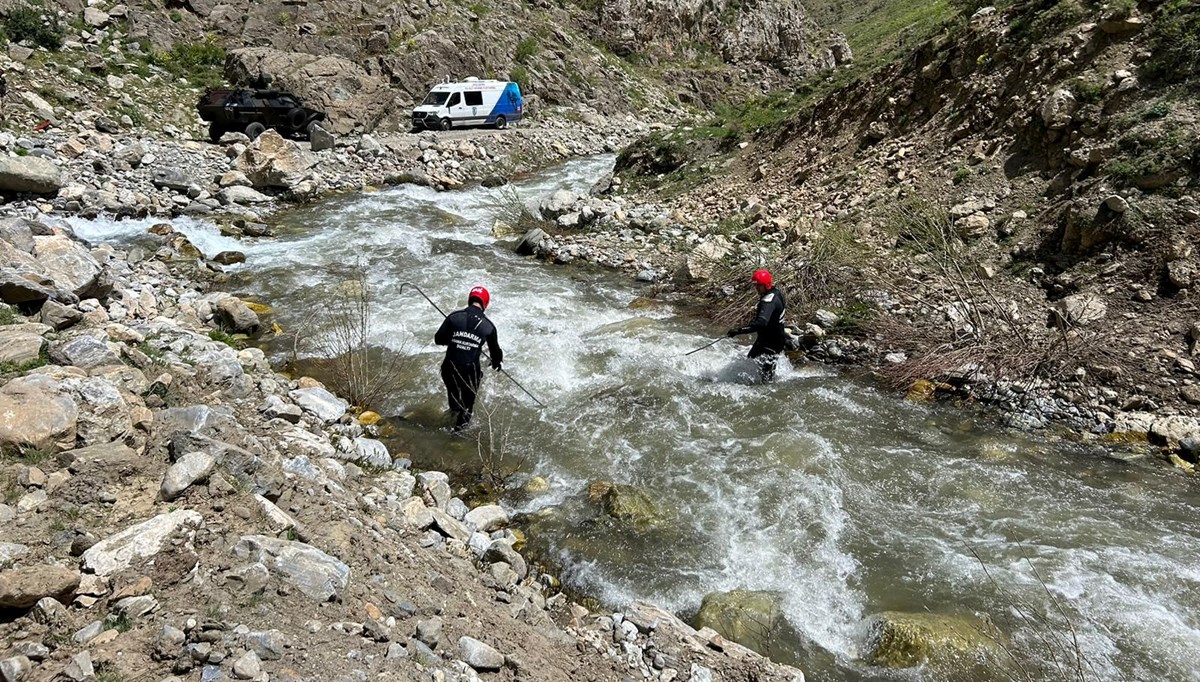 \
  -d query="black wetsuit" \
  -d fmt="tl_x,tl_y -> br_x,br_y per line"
729,287 -> 787,382
434,305 -> 503,429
